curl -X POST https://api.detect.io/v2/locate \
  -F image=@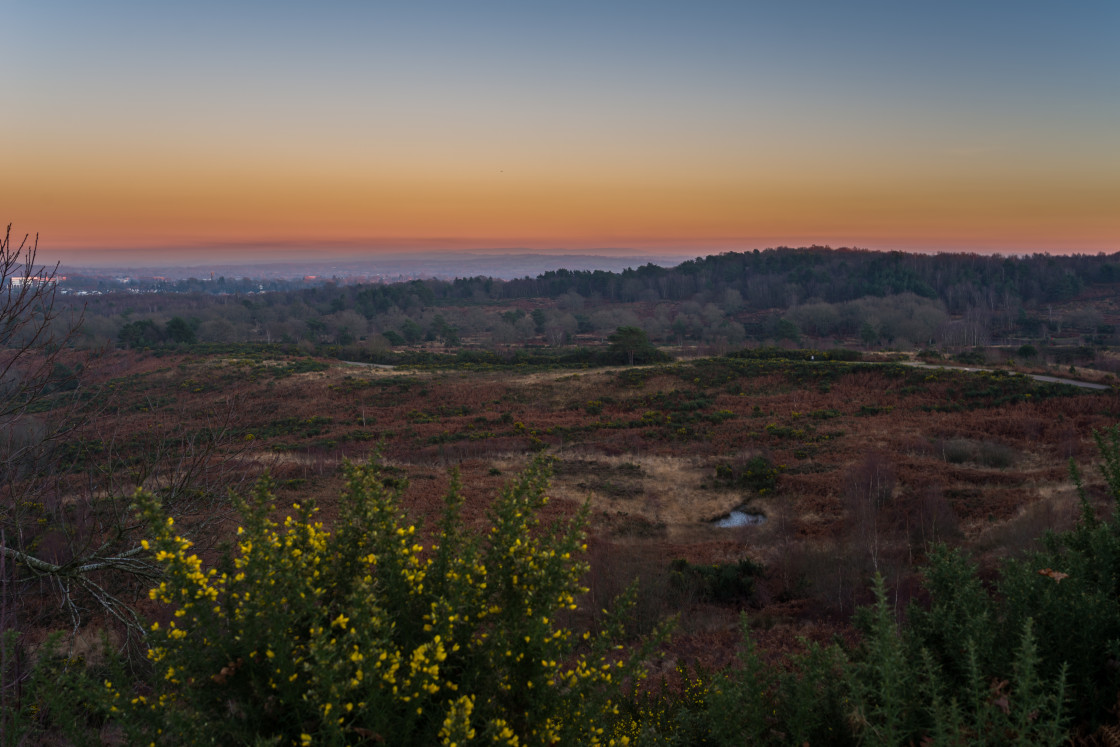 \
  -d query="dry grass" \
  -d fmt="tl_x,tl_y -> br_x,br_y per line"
20,349 -> 1118,665
550,453 -> 745,534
